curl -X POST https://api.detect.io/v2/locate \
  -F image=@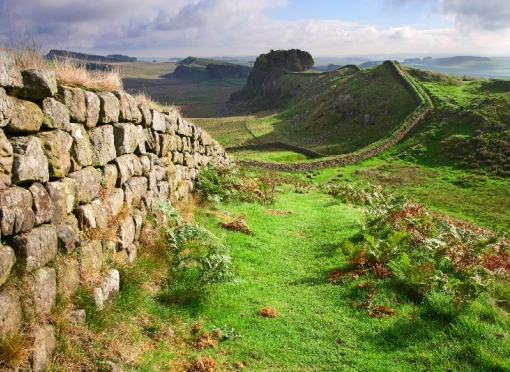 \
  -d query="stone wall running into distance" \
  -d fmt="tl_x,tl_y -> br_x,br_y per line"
236,61 -> 433,172
0,50 -> 230,371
